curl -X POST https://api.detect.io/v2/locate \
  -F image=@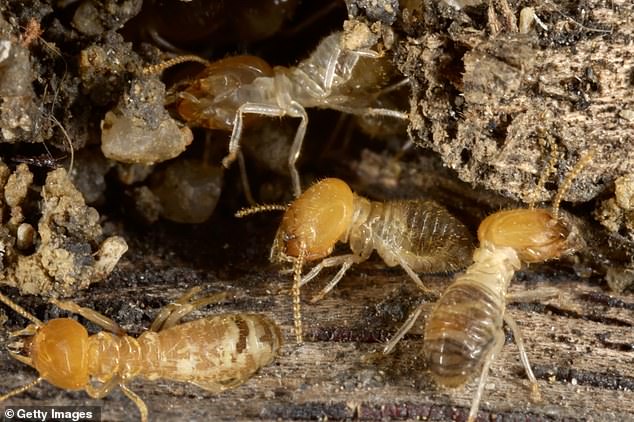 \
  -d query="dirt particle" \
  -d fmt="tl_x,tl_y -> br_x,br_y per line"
101,78 -> 193,164
0,164 -> 127,296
